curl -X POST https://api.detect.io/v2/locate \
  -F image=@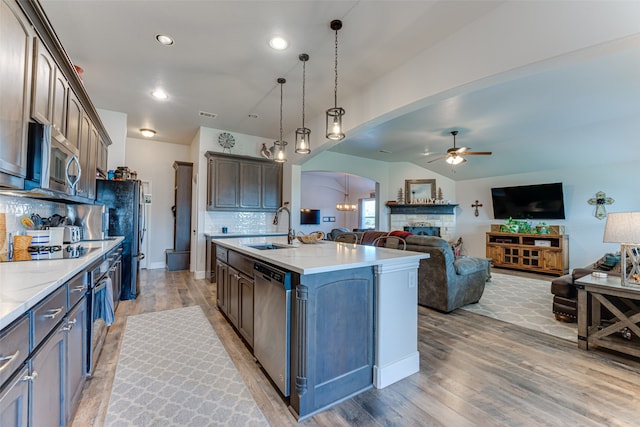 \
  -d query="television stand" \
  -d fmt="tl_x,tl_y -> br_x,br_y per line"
486,229 -> 569,276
